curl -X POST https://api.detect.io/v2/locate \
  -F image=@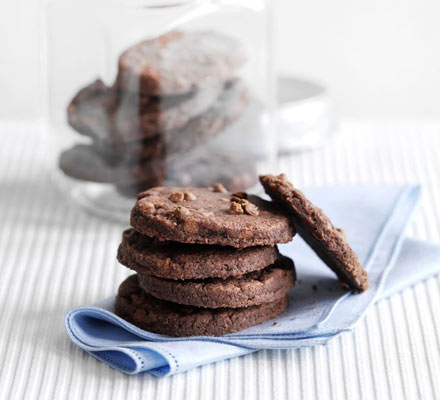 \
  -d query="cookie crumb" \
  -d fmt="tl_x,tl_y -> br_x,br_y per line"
184,191 -> 197,201
228,202 -> 244,214
272,321 -> 278,326
243,202 -> 259,216
169,192 -> 185,202
213,183 -> 227,193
